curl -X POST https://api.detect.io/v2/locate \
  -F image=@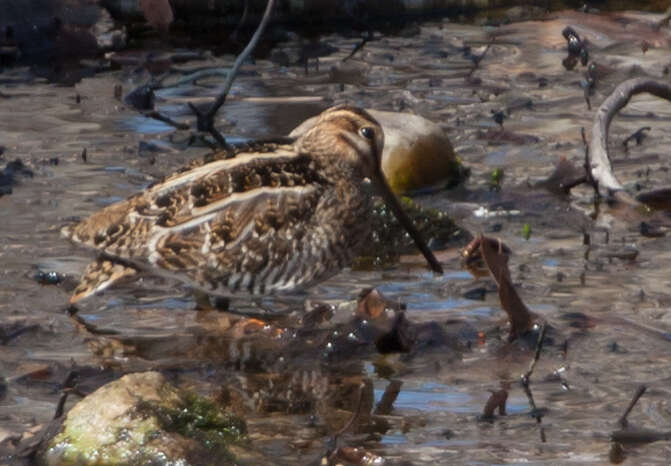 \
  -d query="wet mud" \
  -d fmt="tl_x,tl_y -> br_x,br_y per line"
2,6 -> 671,465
